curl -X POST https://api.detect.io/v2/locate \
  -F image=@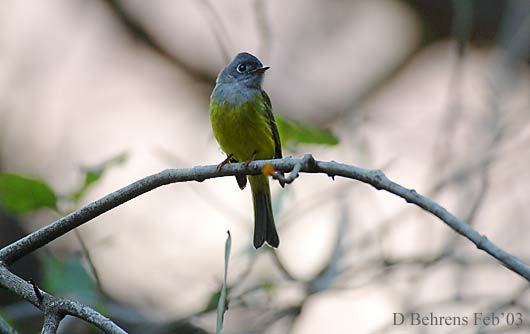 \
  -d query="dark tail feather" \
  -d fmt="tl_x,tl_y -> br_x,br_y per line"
235,174 -> 247,190
252,191 -> 279,248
